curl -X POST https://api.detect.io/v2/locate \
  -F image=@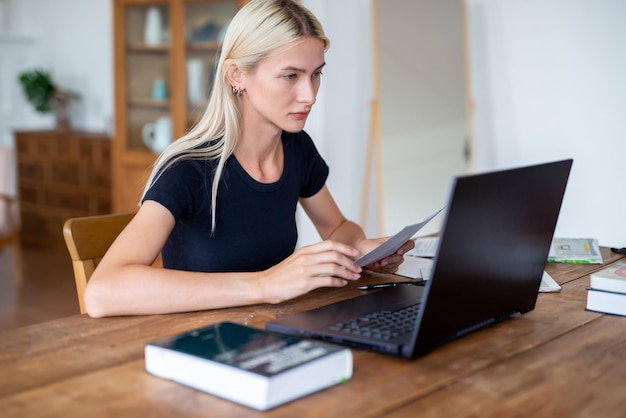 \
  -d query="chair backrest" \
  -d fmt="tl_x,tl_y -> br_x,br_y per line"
63,212 -> 136,314
0,193 -> 22,283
